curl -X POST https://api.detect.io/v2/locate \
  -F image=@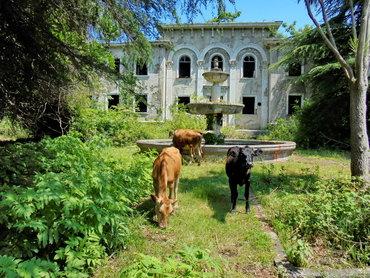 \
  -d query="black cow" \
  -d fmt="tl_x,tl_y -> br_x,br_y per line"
225,146 -> 263,213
